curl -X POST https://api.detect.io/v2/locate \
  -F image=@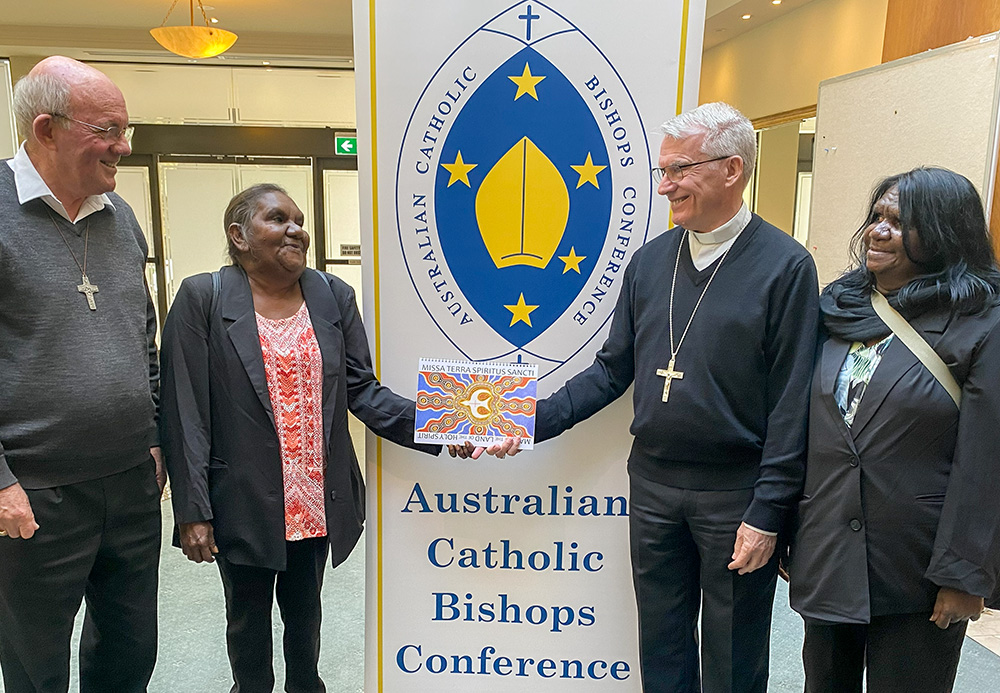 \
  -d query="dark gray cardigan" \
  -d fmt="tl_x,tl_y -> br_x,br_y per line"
0,163 -> 158,489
